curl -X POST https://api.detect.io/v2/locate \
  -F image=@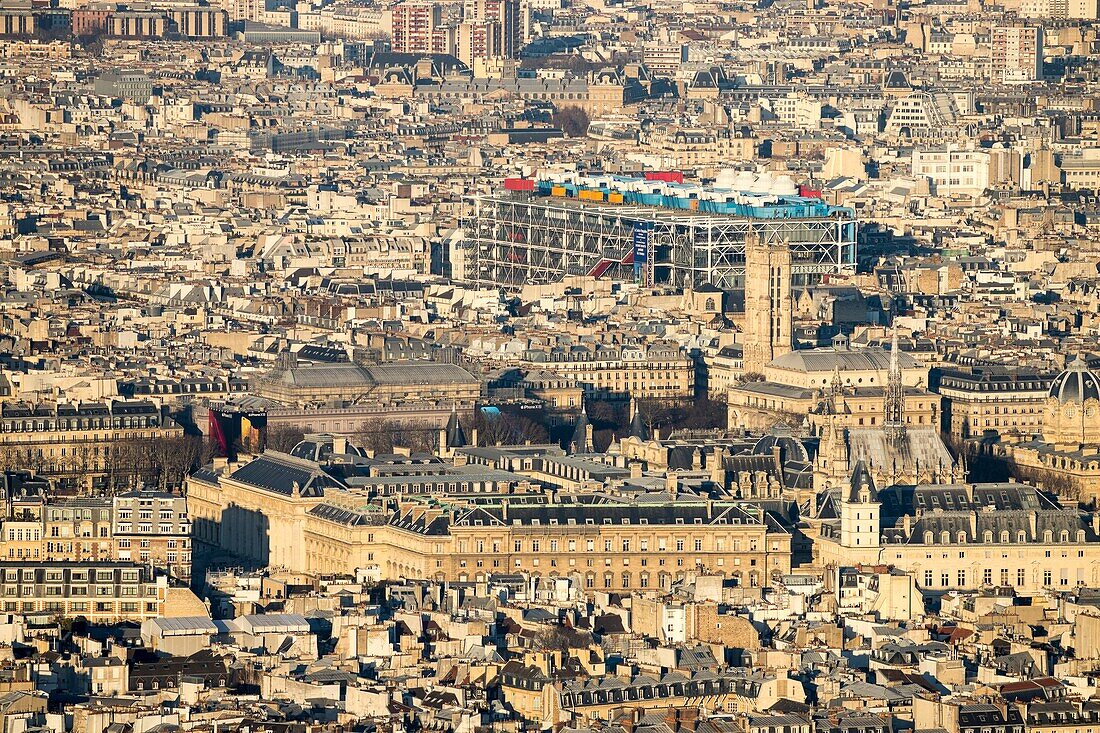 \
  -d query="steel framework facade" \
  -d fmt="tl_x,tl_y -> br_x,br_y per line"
462,194 -> 857,291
